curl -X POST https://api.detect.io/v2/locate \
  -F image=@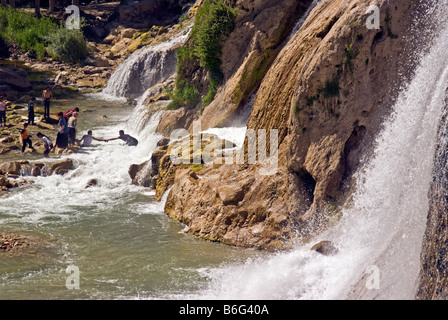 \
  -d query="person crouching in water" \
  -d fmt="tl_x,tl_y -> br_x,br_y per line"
56,111 -> 69,149
36,132 -> 53,158
79,130 -> 106,147
20,123 -> 35,154
105,130 -> 138,146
